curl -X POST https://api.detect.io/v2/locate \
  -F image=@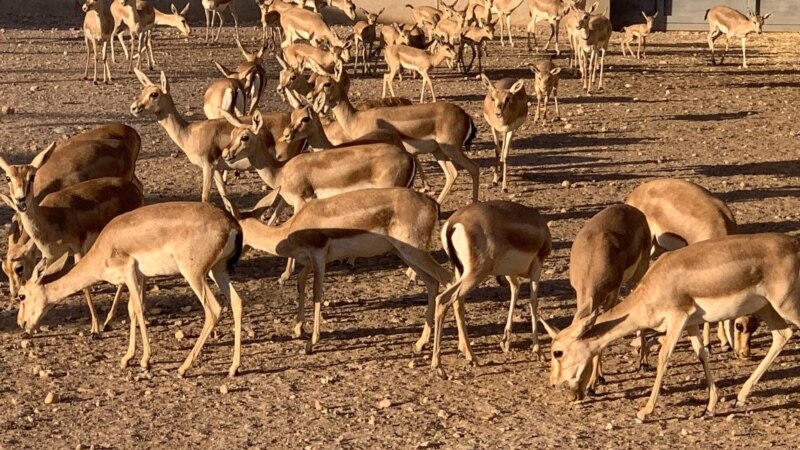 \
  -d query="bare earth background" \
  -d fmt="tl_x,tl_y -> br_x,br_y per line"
0,18 -> 799,450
